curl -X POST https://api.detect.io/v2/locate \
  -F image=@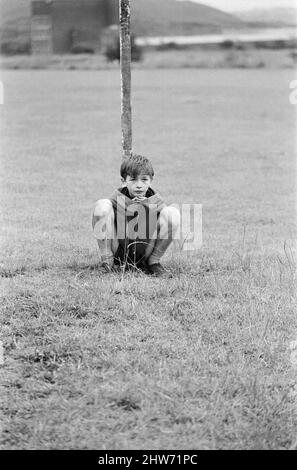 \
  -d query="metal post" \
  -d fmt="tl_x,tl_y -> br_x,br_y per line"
120,0 -> 132,160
